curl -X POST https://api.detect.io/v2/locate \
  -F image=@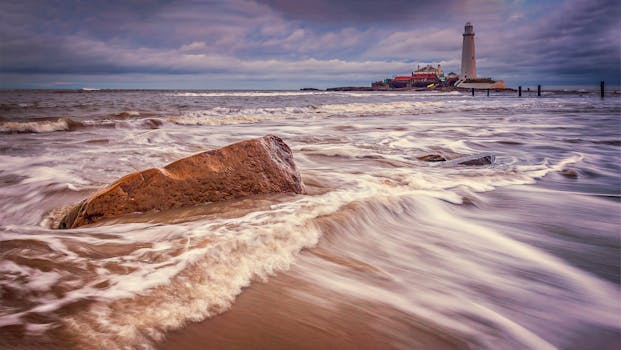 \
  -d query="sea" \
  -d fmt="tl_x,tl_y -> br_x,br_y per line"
0,89 -> 619,350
